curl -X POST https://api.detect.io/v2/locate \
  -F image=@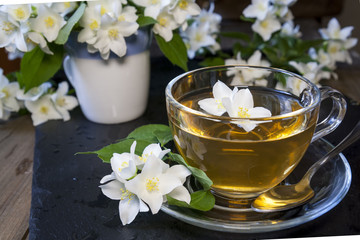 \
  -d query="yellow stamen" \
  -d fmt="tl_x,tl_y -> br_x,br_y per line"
120,188 -> 134,201
260,20 -> 269,28
40,106 -> 49,114
329,45 -> 339,54
118,15 -> 125,22
2,89 -> 9,98
159,17 -> 167,27
15,8 -> 26,20
2,21 -> 15,34
179,0 -> 188,9
56,97 -> 66,107
100,6 -> 106,16
64,2 -> 71,8
195,33 -> 203,42
215,99 -> 224,109
89,20 -> 99,30
45,17 -> 55,28
237,107 -> 250,118
151,0 -> 159,4
146,177 -> 159,192
108,29 -> 119,39
118,161 -> 129,172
